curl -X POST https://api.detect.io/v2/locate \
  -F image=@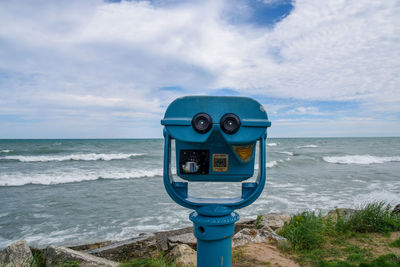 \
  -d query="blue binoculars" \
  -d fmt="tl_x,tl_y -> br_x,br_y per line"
161,96 -> 271,267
